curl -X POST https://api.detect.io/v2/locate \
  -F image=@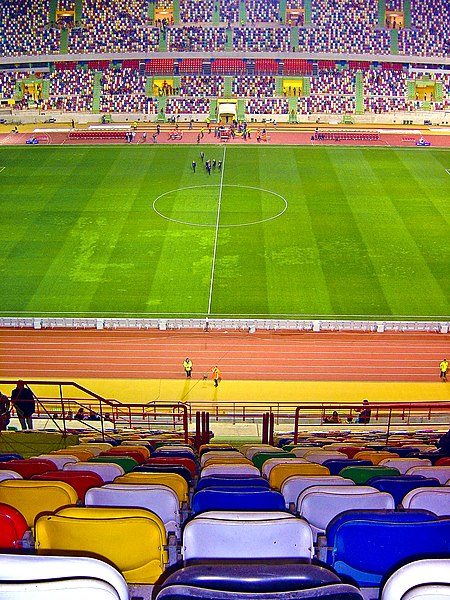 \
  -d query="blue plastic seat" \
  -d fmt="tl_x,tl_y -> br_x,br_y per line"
0,454 -> 23,462
191,488 -> 286,514
132,464 -> 193,485
325,509 -> 448,587
153,560 -> 364,600
322,459 -> 372,476
383,447 -> 420,457
195,476 -> 270,491
151,450 -> 197,462
367,475 -> 441,505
